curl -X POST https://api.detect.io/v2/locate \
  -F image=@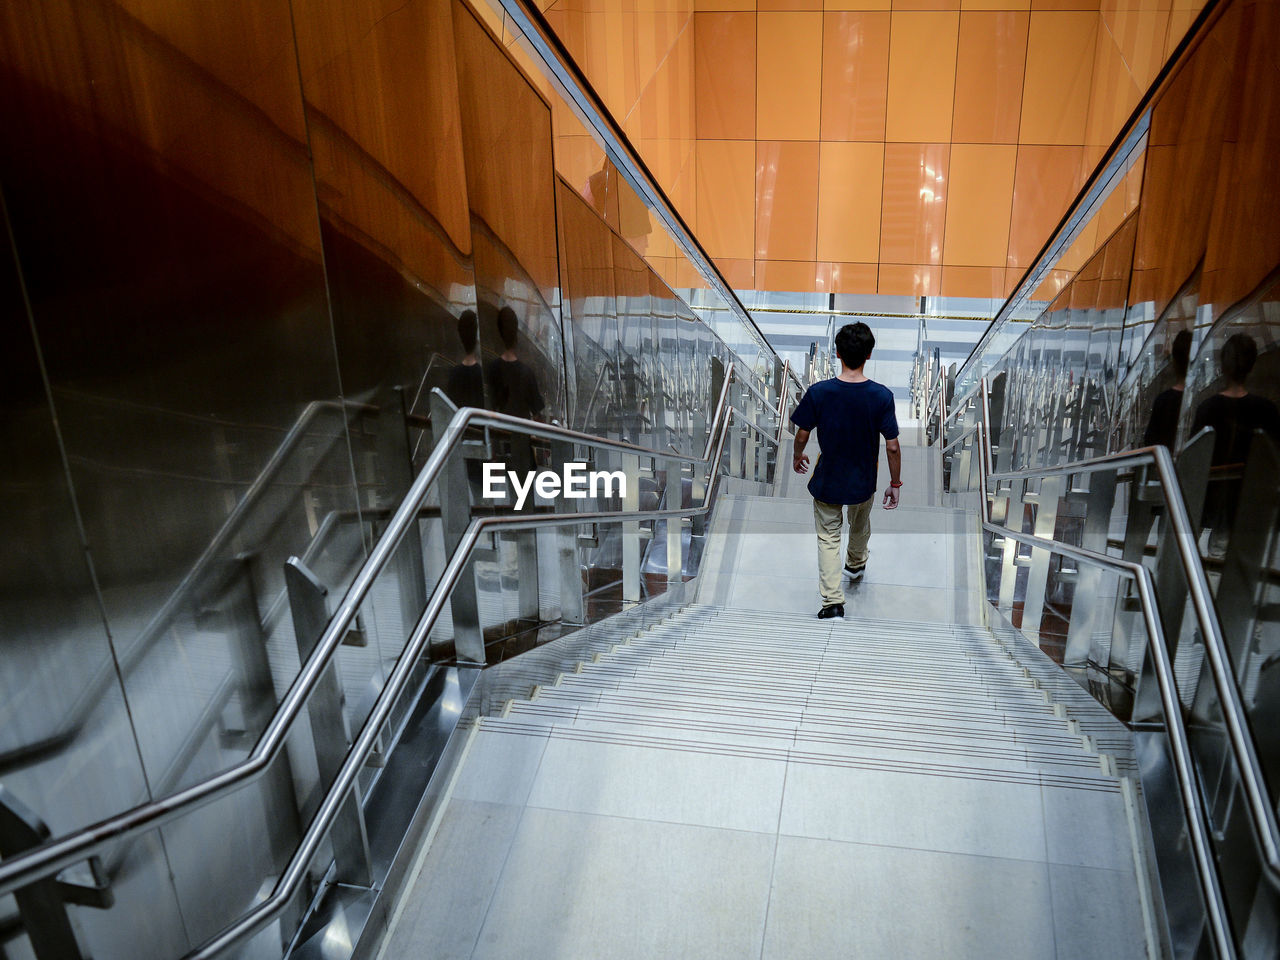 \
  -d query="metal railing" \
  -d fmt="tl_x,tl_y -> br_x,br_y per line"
967,375 -> 1280,957
0,362 -> 778,958
982,440 -> 1280,891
